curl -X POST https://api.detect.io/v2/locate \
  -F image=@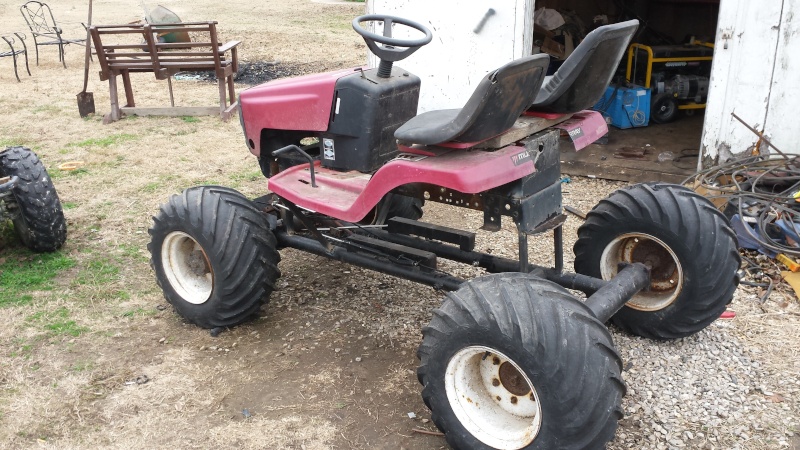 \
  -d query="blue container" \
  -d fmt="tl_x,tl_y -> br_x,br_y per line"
592,85 -> 651,129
